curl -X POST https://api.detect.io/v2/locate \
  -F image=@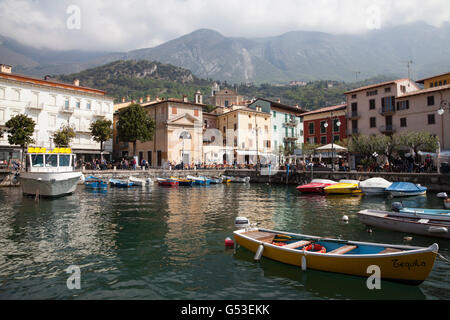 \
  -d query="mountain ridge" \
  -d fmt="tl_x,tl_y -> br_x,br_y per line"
1,22 -> 450,83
